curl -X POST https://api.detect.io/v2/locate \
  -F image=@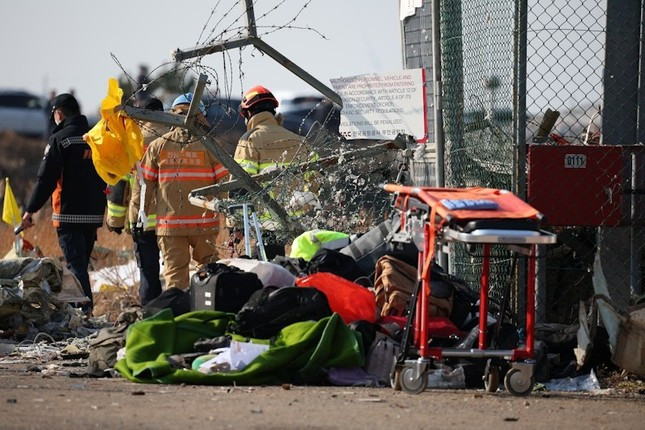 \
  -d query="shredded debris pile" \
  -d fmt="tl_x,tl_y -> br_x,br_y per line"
0,257 -> 111,340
